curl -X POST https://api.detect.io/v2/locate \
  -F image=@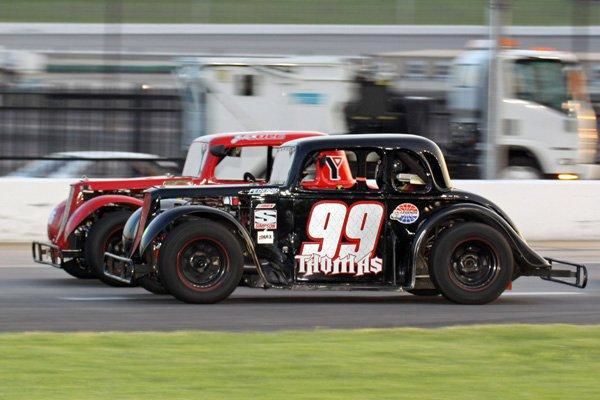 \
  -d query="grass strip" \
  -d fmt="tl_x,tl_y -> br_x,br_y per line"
0,324 -> 599,399
0,0 -> 598,25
